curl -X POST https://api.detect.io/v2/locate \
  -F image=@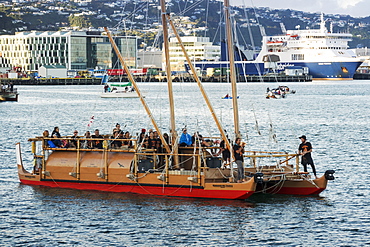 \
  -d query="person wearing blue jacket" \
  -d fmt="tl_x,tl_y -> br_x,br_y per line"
179,128 -> 192,147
